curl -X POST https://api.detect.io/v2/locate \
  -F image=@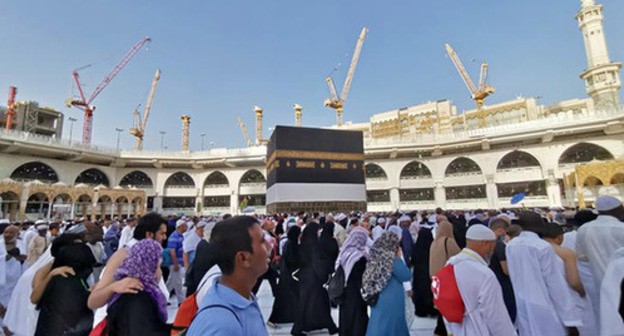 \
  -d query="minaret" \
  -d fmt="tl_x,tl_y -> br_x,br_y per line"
576,0 -> 622,110
253,106 -> 263,145
181,115 -> 190,152
293,104 -> 302,127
